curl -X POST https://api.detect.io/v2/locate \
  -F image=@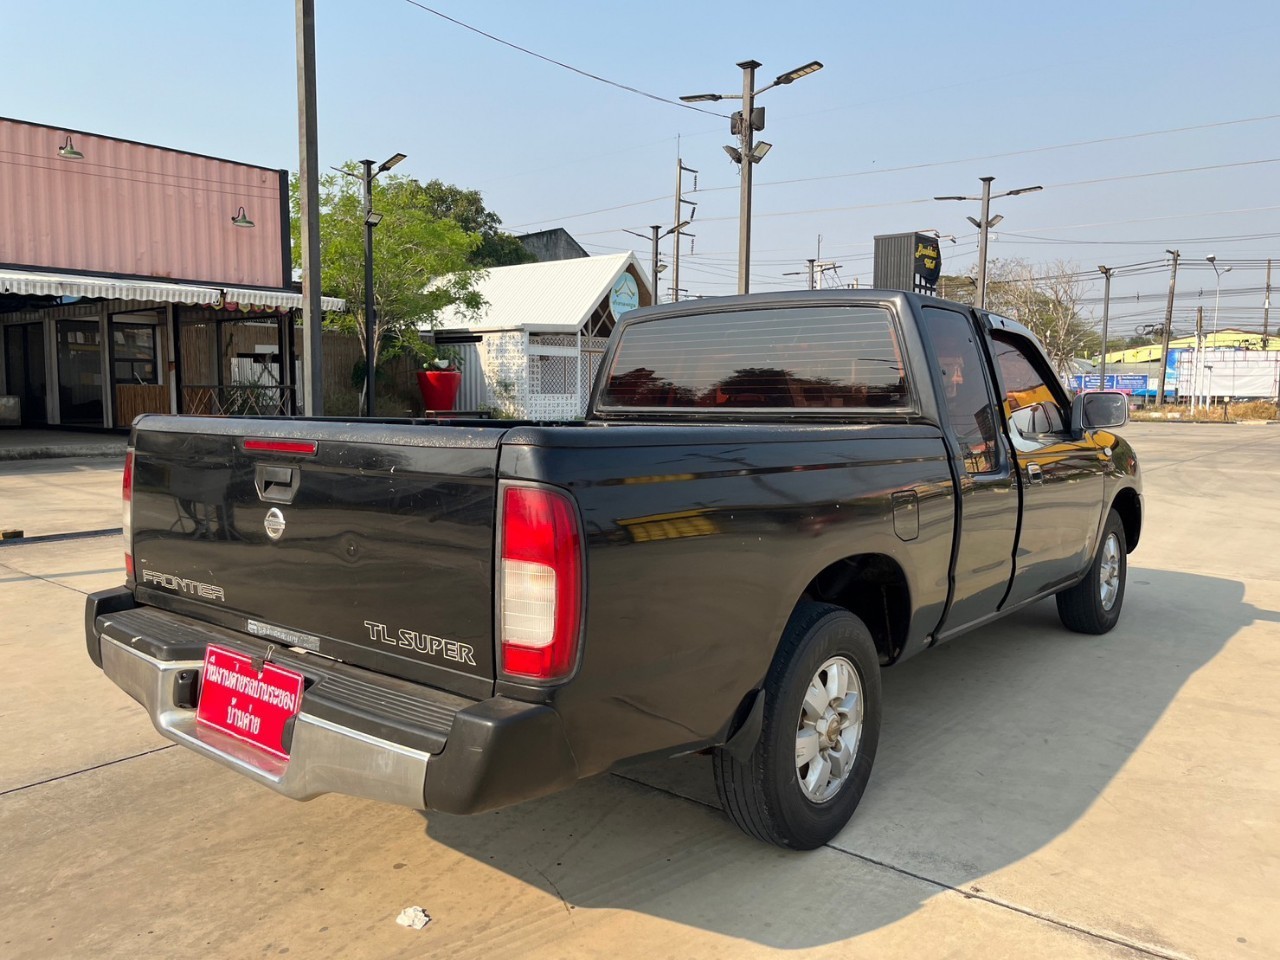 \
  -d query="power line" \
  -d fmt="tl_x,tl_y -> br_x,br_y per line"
398,1 -> 727,118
